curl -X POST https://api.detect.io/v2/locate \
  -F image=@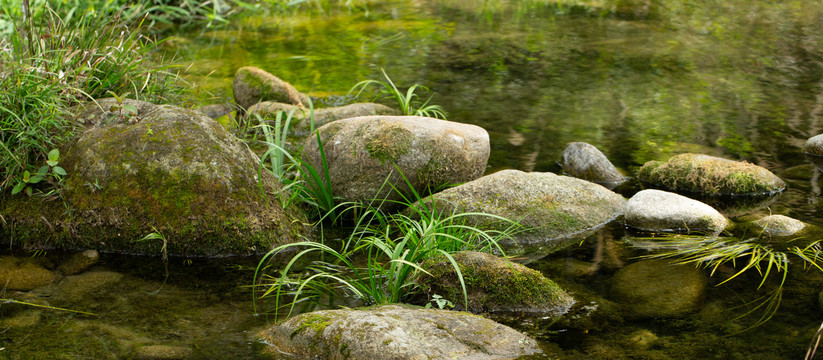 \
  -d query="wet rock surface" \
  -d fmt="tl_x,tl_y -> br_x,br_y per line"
412,170 -> 626,254
610,259 -> 707,318
303,115 -> 490,207
417,251 -> 574,318
258,304 -> 541,360
232,66 -> 309,110
0,256 -> 55,291
561,142 -> 625,187
624,189 -> 728,233
638,153 -> 785,196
